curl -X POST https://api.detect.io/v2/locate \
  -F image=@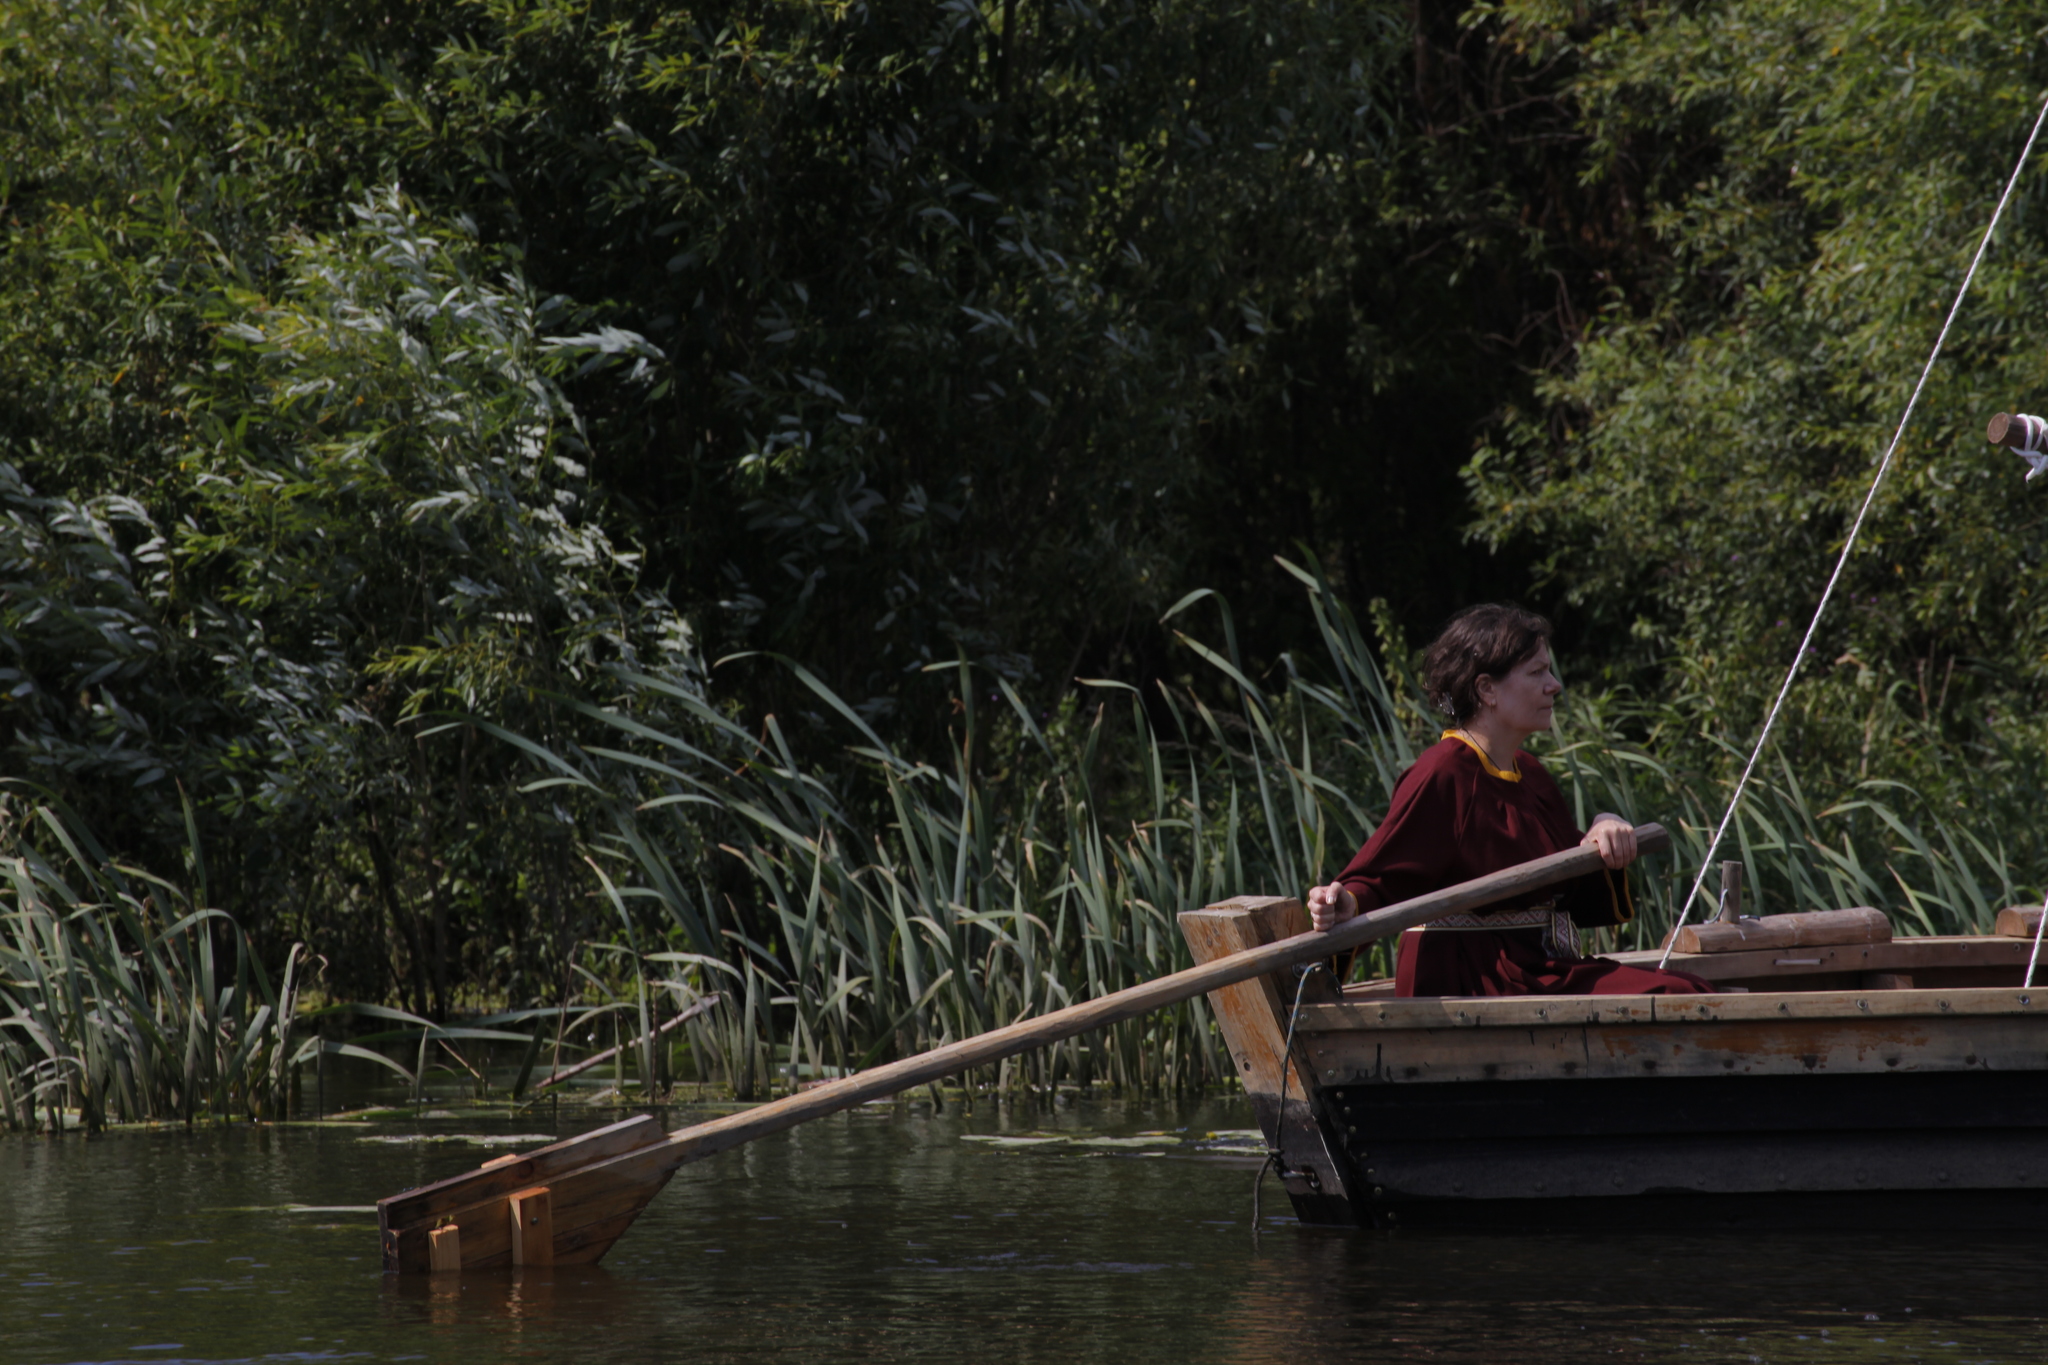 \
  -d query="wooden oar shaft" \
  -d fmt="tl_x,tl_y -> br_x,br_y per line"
378,824 -> 1669,1268
648,822 -> 1669,1164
